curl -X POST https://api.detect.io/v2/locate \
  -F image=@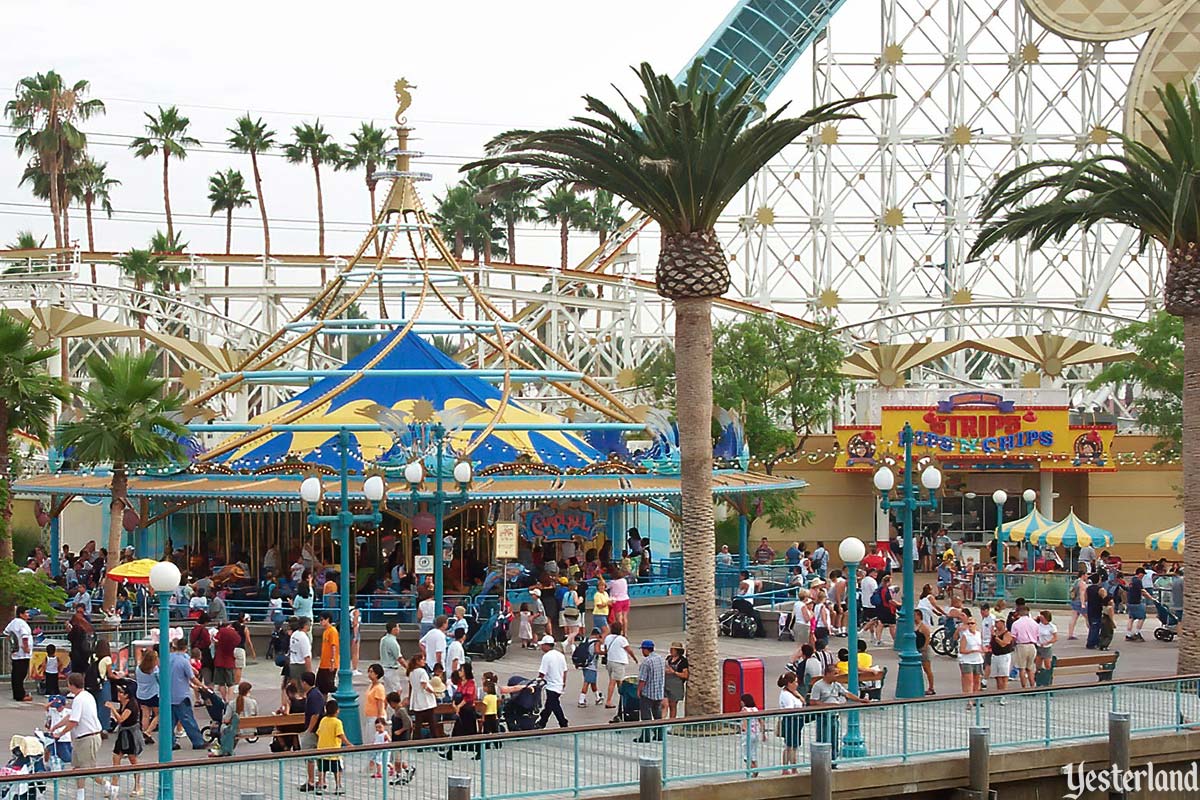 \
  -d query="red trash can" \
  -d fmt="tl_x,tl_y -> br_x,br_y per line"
722,657 -> 765,713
